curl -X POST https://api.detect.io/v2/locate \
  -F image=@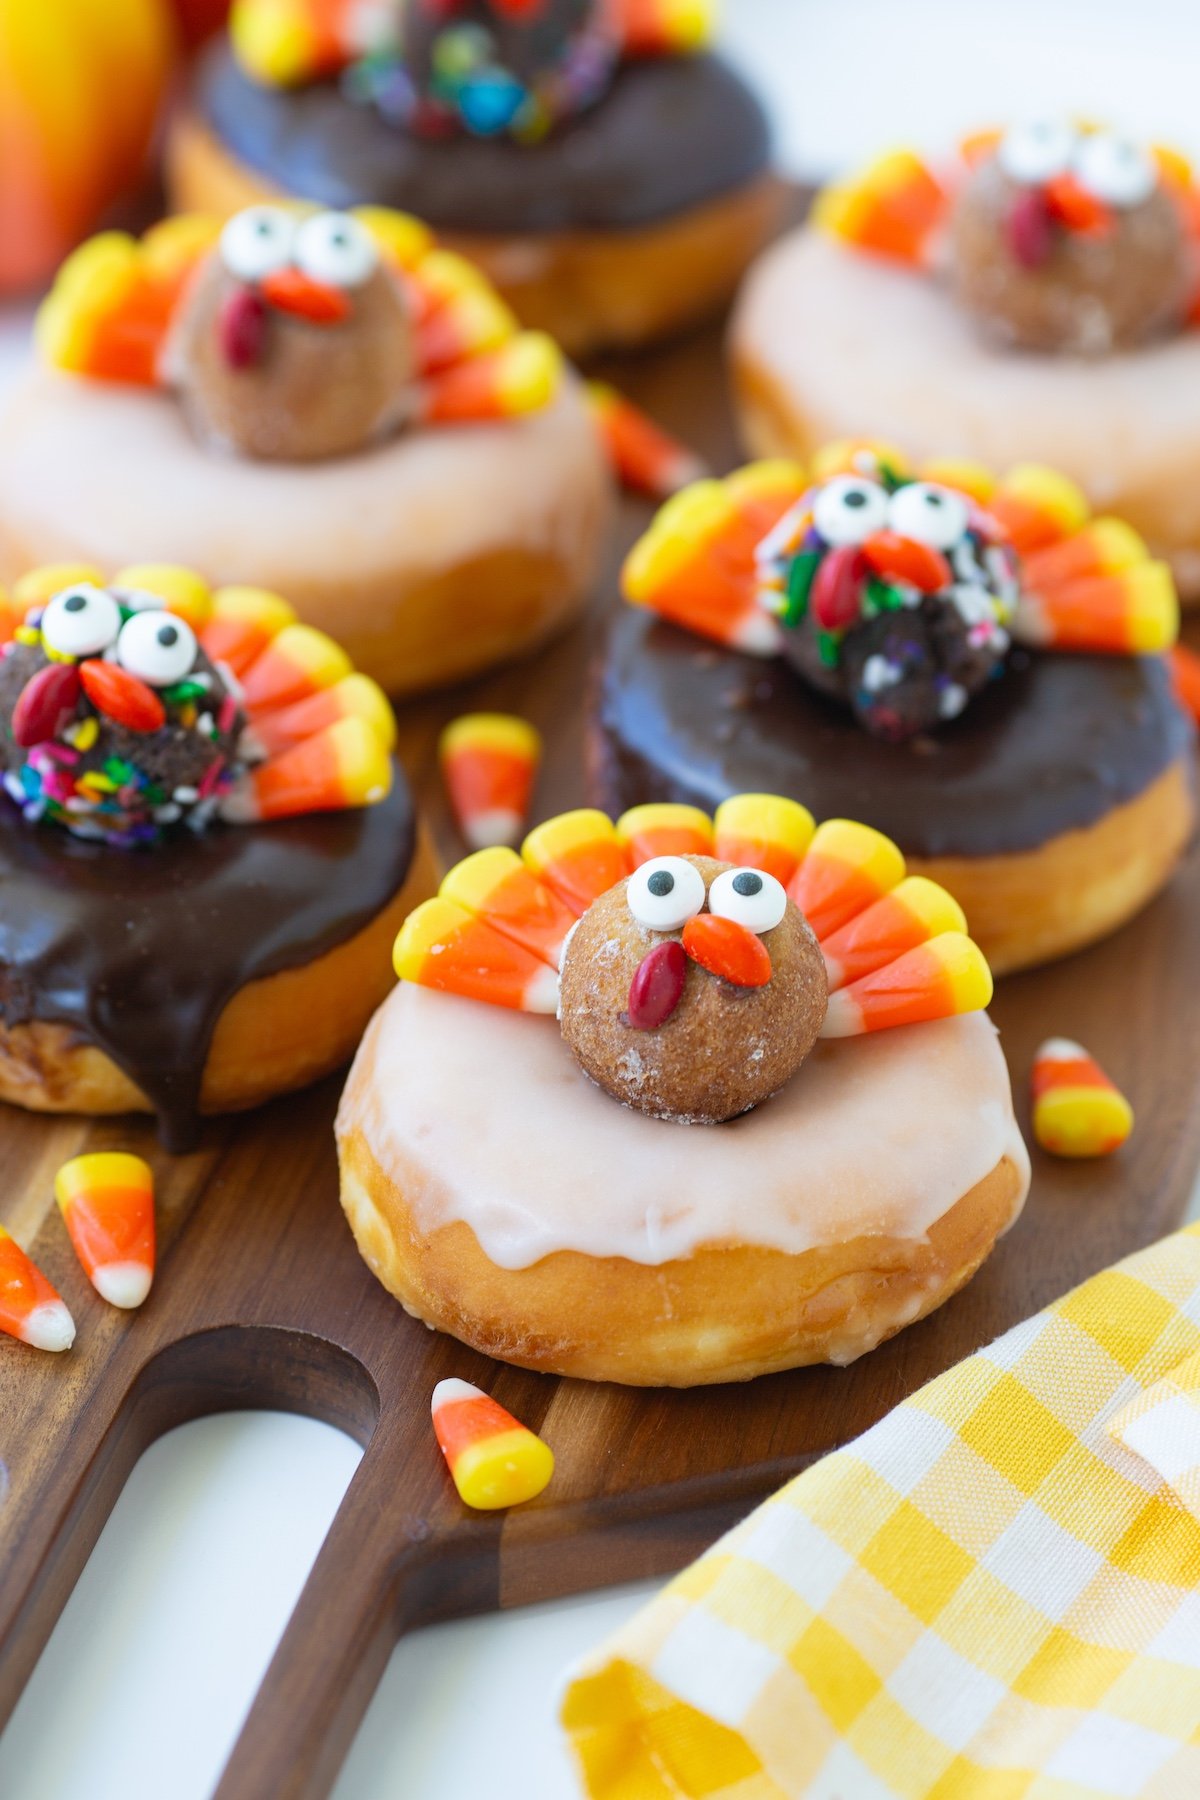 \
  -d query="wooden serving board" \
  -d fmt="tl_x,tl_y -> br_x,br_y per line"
3,313 -> 1200,1800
